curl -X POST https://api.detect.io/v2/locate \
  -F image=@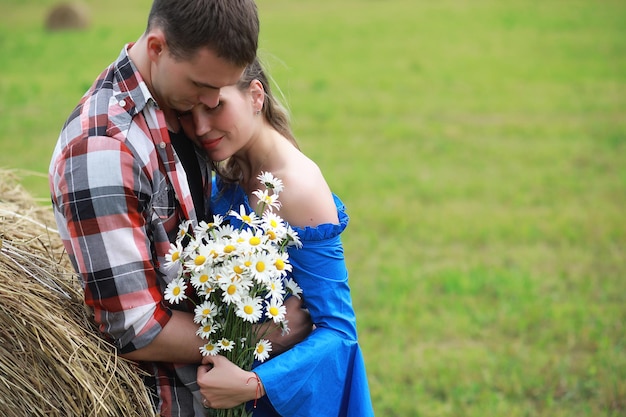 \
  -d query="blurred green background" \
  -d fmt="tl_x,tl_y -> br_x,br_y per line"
1,0 -> 625,416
